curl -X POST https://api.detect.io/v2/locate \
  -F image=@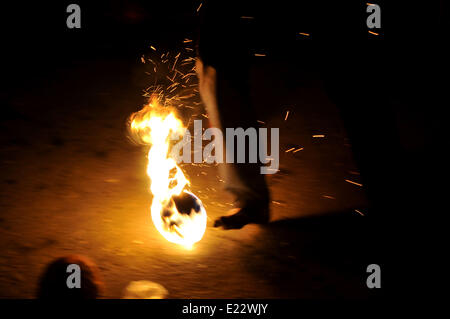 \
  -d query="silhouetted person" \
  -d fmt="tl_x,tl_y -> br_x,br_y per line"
196,1 -> 271,229
37,255 -> 102,299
